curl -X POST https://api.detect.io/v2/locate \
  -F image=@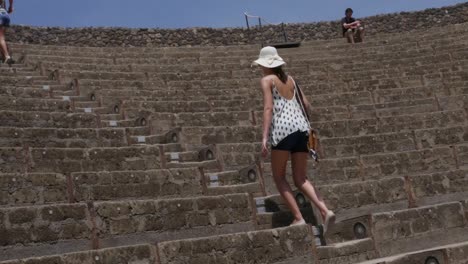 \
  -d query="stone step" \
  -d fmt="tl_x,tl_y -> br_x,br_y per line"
356,241 -> 468,264
371,201 -> 468,257
0,173 -> 69,206
75,107 -> 109,114
0,86 -> 51,99
125,111 -> 253,128
24,58 -> 464,89
205,165 -> 259,186
52,90 -> 78,98
314,109 -> 467,139
28,51 -> 465,78
90,82 -> 465,115
65,73 -> 425,92
0,193 -> 254,262
73,100 -> 100,109
71,168 -> 202,202
53,95 -> 89,103
27,63 -> 463,90
98,113 -> 122,121
129,128 -> 179,144
129,134 -> 170,145
0,224 -> 318,264
125,126 -> 151,135
0,110 -> 99,128
180,122 -> 467,149
317,238 -> 377,264
100,118 -> 140,128
0,62 -> 31,69
257,176 -> 408,217
29,63 -> 465,94
206,182 -> 263,196
27,146 -> 162,174
241,143 -> 461,187
20,39 -> 468,68
166,159 -> 220,170
164,150 -> 201,163
0,126 -> 128,148
0,69 -> 37,77
157,224 -> 314,264
0,97 -> 72,112
0,244 -> 157,264
0,168 -> 204,207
